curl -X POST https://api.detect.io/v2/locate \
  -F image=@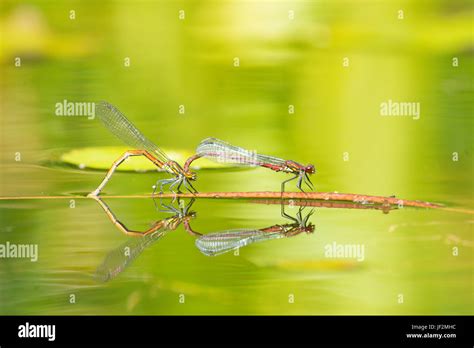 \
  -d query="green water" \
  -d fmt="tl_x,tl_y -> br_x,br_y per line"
0,0 -> 472,315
